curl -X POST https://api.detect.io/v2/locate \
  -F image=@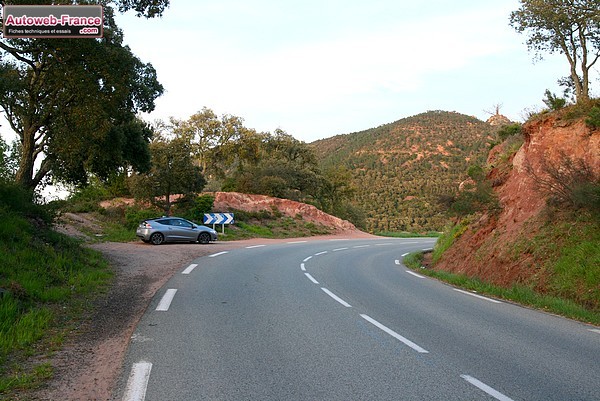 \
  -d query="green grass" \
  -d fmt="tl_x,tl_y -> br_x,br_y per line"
432,219 -> 470,263
0,204 -> 112,396
403,210 -> 600,325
